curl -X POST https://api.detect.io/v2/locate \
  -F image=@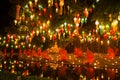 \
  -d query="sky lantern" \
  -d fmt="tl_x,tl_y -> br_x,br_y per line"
95,20 -> 99,31
49,14 -> 52,20
54,2 -> 59,13
30,14 -> 35,21
37,20 -> 41,26
112,35 -> 117,41
29,1 -> 33,10
103,33 -> 108,39
111,19 -> 118,32
48,0 -> 53,7
74,0 -> 77,3
109,14 -> 112,22
59,0 -> 64,15
43,8 -> 47,14
101,40 -> 103,45
107,40 -> 110,45
16,4 -> 21,20
42,36 -> 46,43
83,8 -> 89,18
34,0 -> 38,5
